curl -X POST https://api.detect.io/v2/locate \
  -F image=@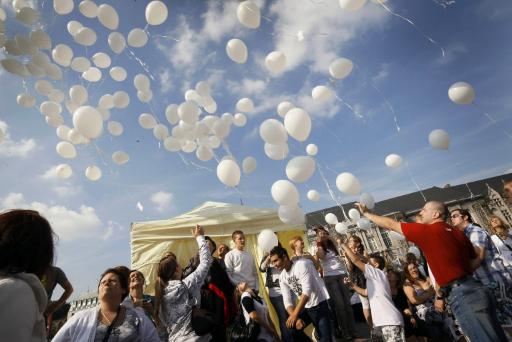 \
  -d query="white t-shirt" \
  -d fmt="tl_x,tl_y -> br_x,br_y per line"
364,264 -> 403,328
491,235 -> 512,267
310,245 -> 347,277
224,249 -> 259,290
279,259 -> 329,309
